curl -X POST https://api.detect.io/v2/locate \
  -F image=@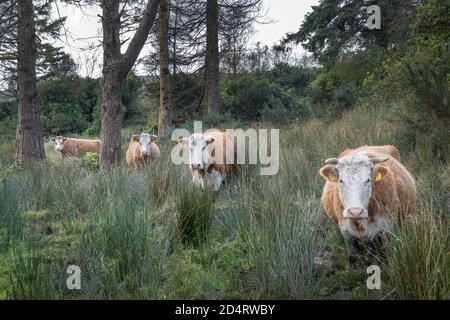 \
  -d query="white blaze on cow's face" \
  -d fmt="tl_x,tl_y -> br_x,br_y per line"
320,155 -> 388,220
50,136 -> 67,152
133,133 -> 157,157
179,133 -> 214,170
